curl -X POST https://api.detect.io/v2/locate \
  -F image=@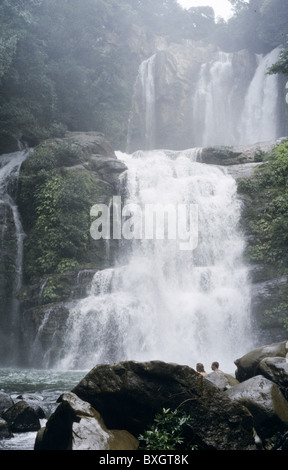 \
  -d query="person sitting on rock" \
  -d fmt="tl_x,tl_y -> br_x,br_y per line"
211,361 -> 224,373
196,363 -> 207,377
